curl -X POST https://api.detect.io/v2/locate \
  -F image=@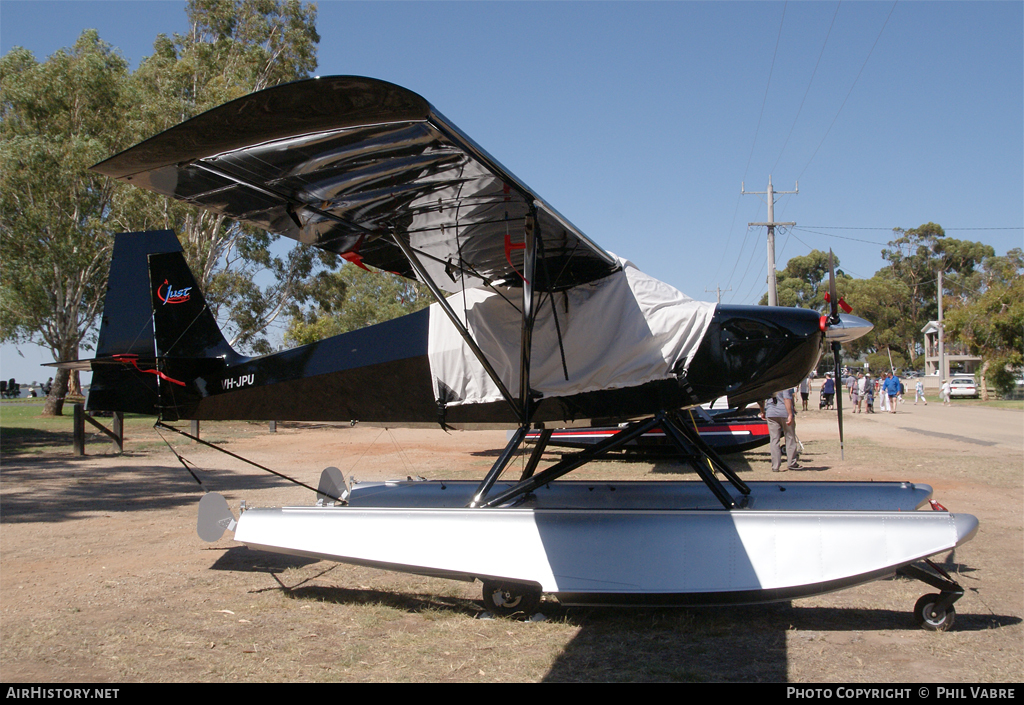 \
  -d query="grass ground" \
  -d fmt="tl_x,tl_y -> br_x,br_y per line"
1,403 -> 1021,682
